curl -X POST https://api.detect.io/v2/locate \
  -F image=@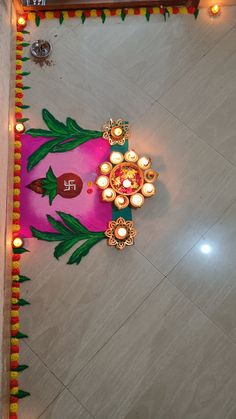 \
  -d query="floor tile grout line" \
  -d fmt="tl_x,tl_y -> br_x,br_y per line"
66,387 -> 96,419
36,388 -> 65,419
102,18 -> 236,107
166,197 -> 236,277
66,275 -> 167,389
157,100 -> 236,170
24,341 -> 96,419
156,23 -> 236,105
24,200 -> 236,414
133,198 -> 236,281
167,277 -> 236,350
133,245 -> 167,277
24,340 -> 68,388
